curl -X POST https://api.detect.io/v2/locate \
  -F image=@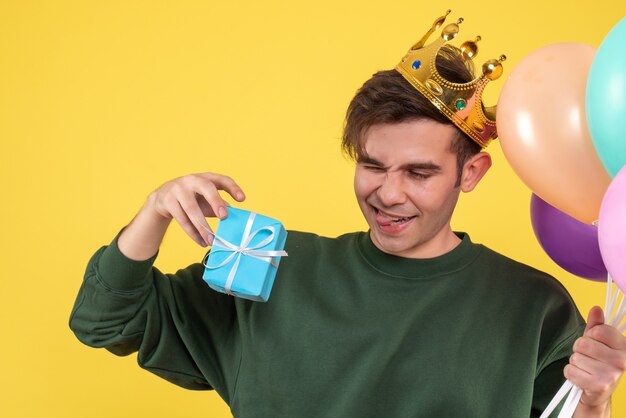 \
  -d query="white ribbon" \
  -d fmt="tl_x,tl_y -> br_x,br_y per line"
202,212 -> 288,295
